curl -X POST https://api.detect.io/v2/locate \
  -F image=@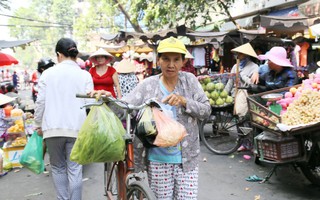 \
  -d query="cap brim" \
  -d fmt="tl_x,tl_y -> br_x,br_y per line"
158,48 -> 186,54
